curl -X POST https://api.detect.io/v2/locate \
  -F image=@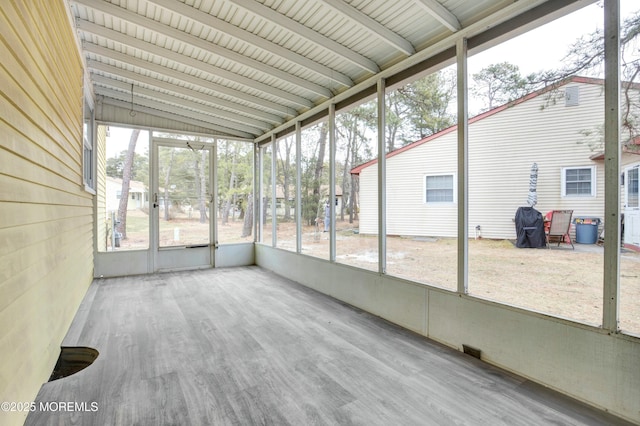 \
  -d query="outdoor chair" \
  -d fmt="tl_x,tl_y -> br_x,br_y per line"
545,210 -> 574,249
